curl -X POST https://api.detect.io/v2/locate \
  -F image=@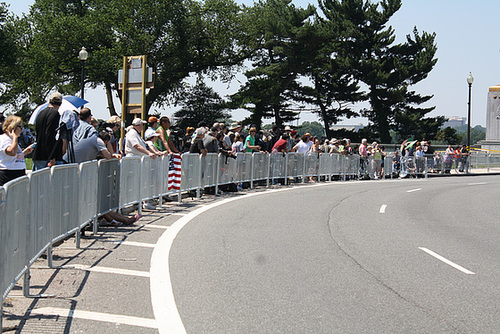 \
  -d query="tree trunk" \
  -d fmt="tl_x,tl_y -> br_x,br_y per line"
105,82 -> 117,117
